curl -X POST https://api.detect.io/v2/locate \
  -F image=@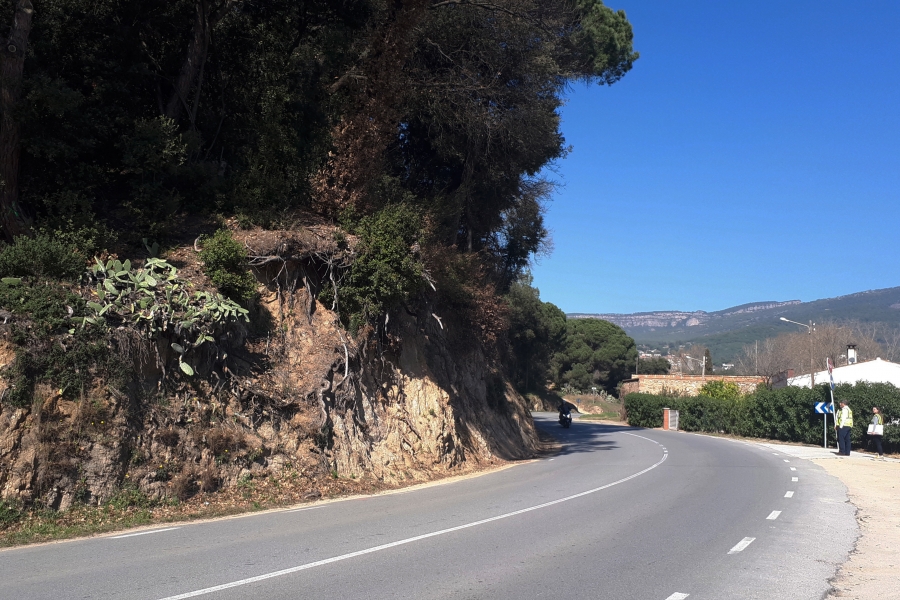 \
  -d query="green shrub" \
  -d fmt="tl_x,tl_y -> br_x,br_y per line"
0,234 -> 86,281
624,382 -> 900,453
200,229 -> 257,302
106,485 -> 155,510
0,500 -> 21,528
337,204 -> 423,331
623,393 -> 670,428
698,380 -> 742,400
0,277 -> 129,407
